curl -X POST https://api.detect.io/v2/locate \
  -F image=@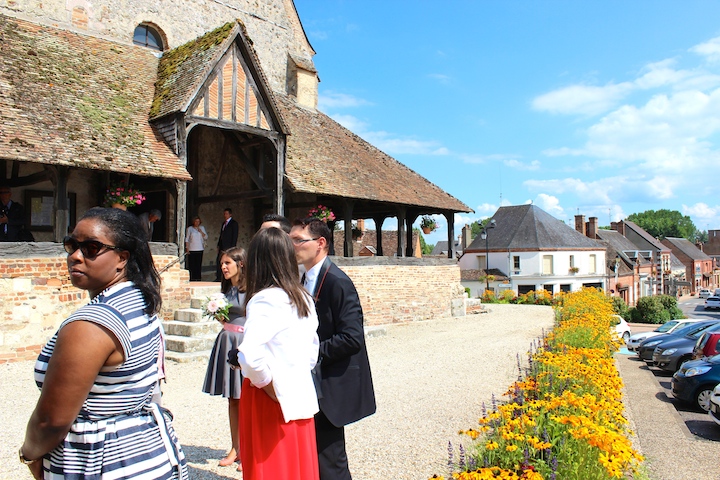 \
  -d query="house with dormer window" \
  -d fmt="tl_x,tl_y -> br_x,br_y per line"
459,204 -> 606,297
